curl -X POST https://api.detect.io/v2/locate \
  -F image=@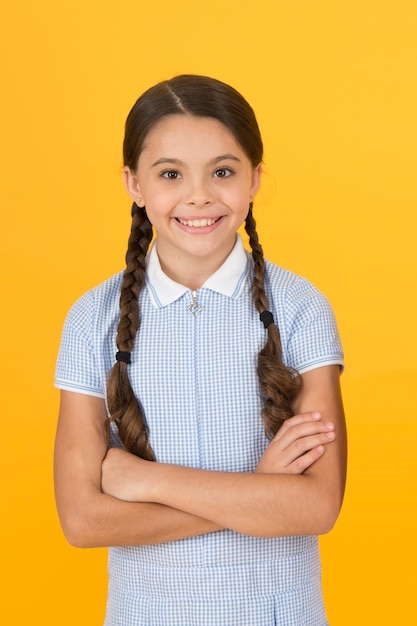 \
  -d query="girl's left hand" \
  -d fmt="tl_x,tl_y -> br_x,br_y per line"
255,411 -> 336,475
102,447 -> 151,502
